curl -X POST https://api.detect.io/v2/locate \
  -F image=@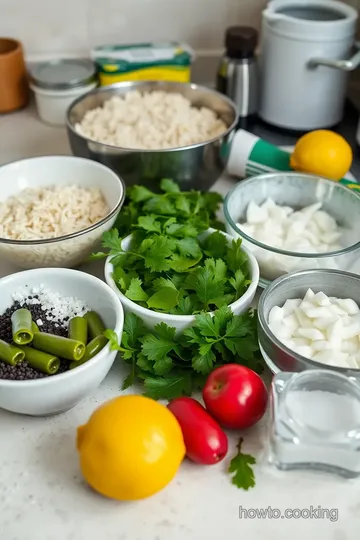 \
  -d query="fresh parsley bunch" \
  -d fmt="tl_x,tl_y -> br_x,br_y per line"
105,306 -> 263,400
114,178 -> 225,237
94,179 -> 251,314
